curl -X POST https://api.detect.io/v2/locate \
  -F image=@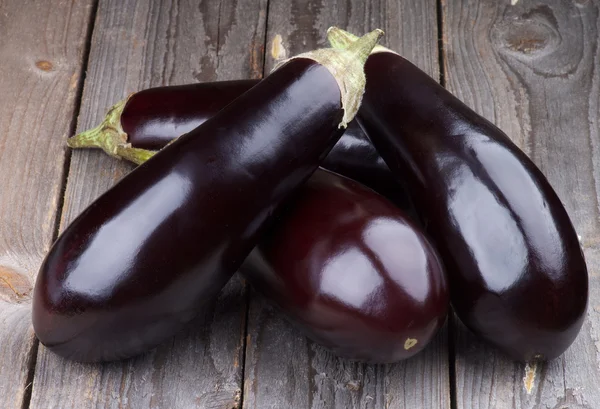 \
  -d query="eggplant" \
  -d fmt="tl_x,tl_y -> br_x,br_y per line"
68,82 -> 410,209
32,29 -> 383,362
241,169 -> 448,363
122,80 -> 258,151
114,146 -> 449,363
328,29 -> 588,362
